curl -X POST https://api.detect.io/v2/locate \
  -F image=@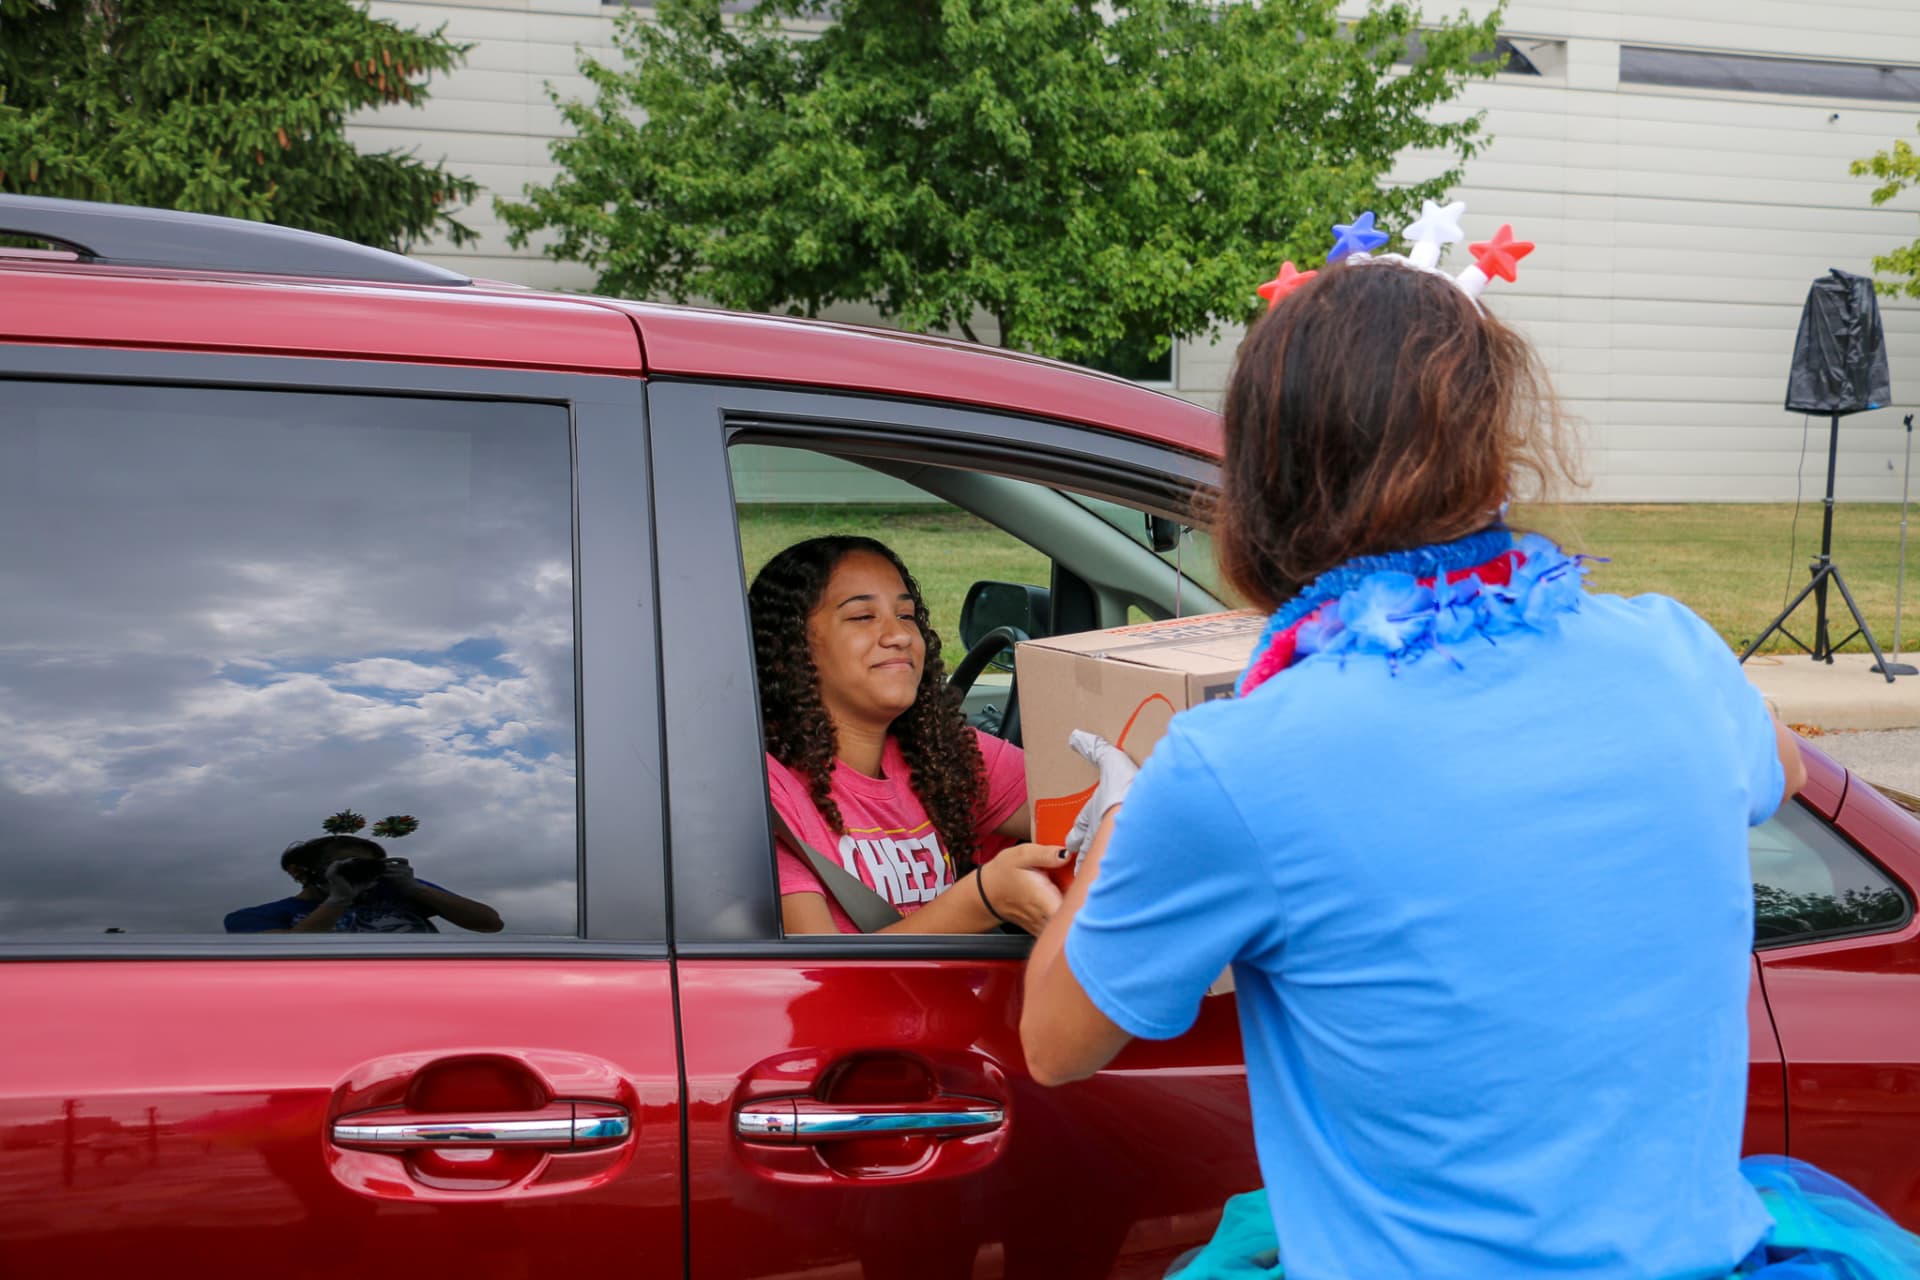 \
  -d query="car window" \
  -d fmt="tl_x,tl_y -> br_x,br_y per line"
1750,801 -> 1909,945
733,445 -> 1051,647
0,382 -> 580,938
1066,491 -> 1232,610
730,440 -> 1197,938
